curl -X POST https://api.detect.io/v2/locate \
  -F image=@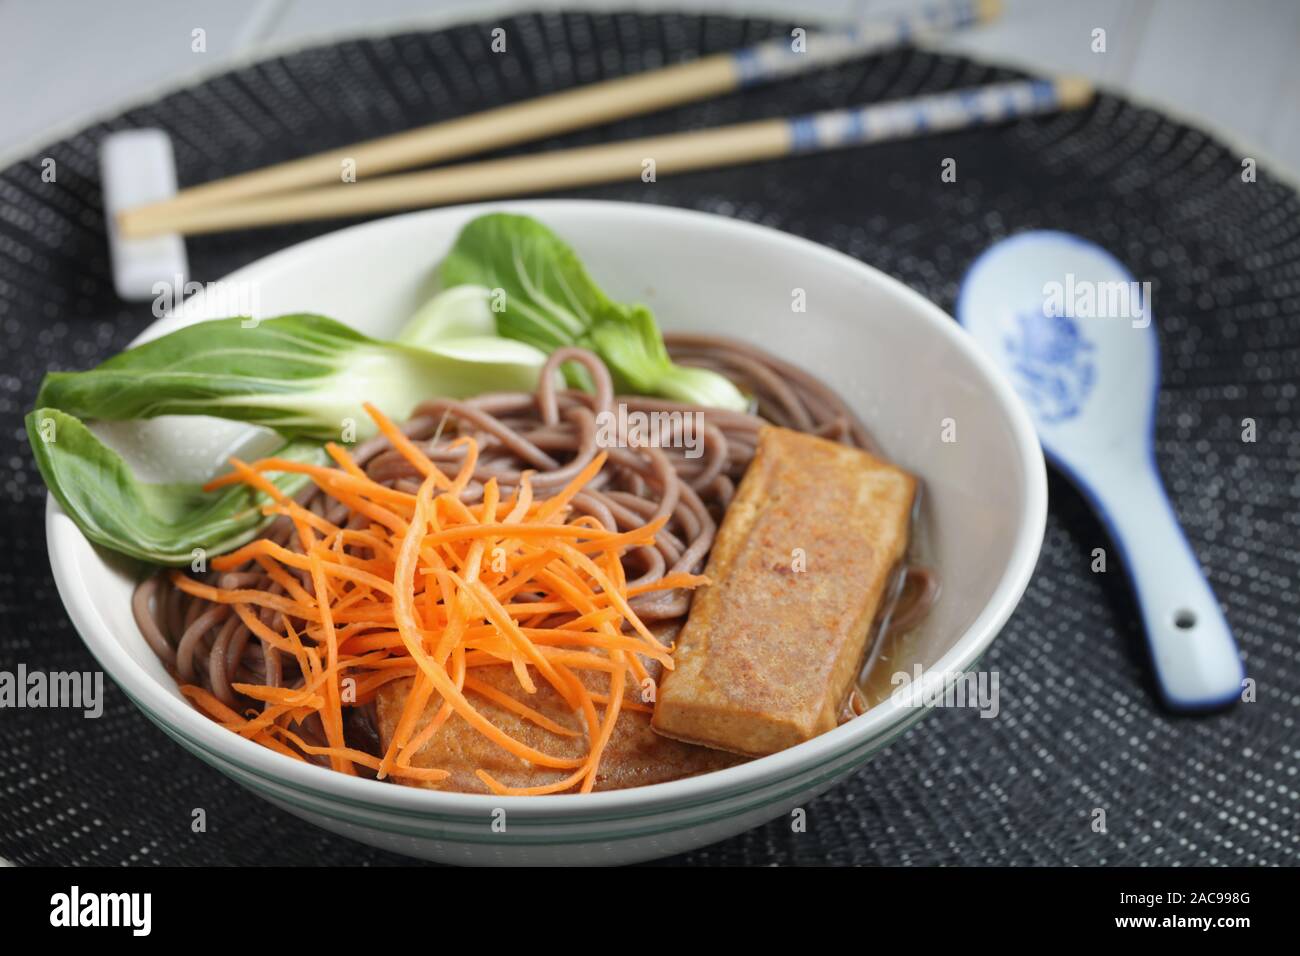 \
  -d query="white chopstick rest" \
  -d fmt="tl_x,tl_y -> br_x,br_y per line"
787,77 -> 1092,153
100,129 -> 189,301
